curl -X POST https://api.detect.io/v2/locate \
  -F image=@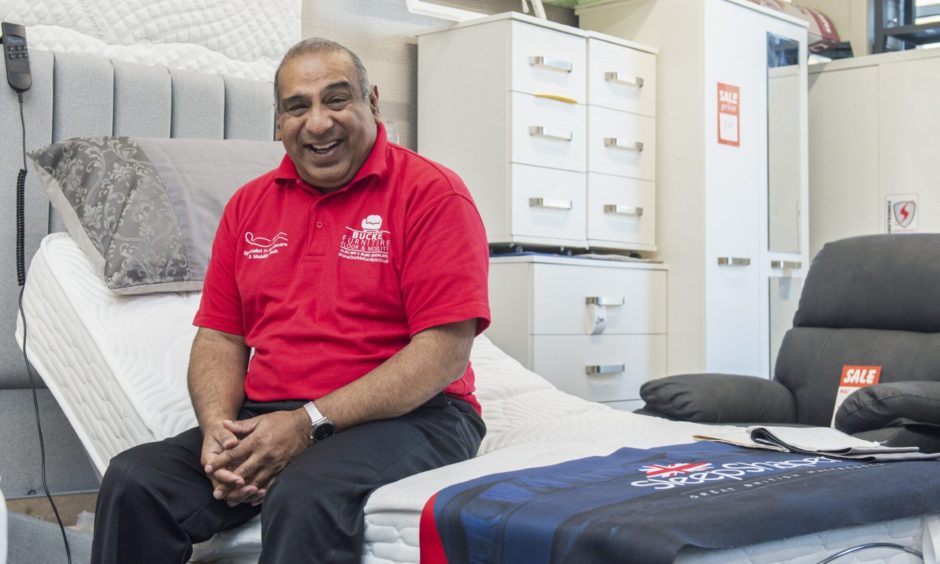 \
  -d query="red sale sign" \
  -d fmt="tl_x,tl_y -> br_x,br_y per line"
717,82 -> 740,147
840,365 -> 882,387
831,365 -> 882,426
